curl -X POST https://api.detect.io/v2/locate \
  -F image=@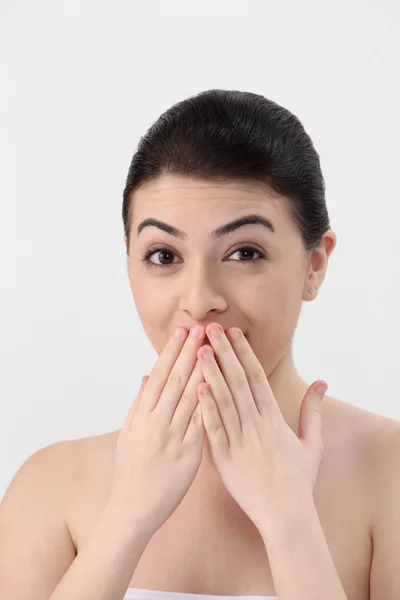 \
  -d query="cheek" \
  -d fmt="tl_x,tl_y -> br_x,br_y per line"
276,285 -> 301,320
132,274 -> 168,312
131,280 -> 177,352
245,275 -> 298,319
248,279 -> 302,357
269,285 -> 303,342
